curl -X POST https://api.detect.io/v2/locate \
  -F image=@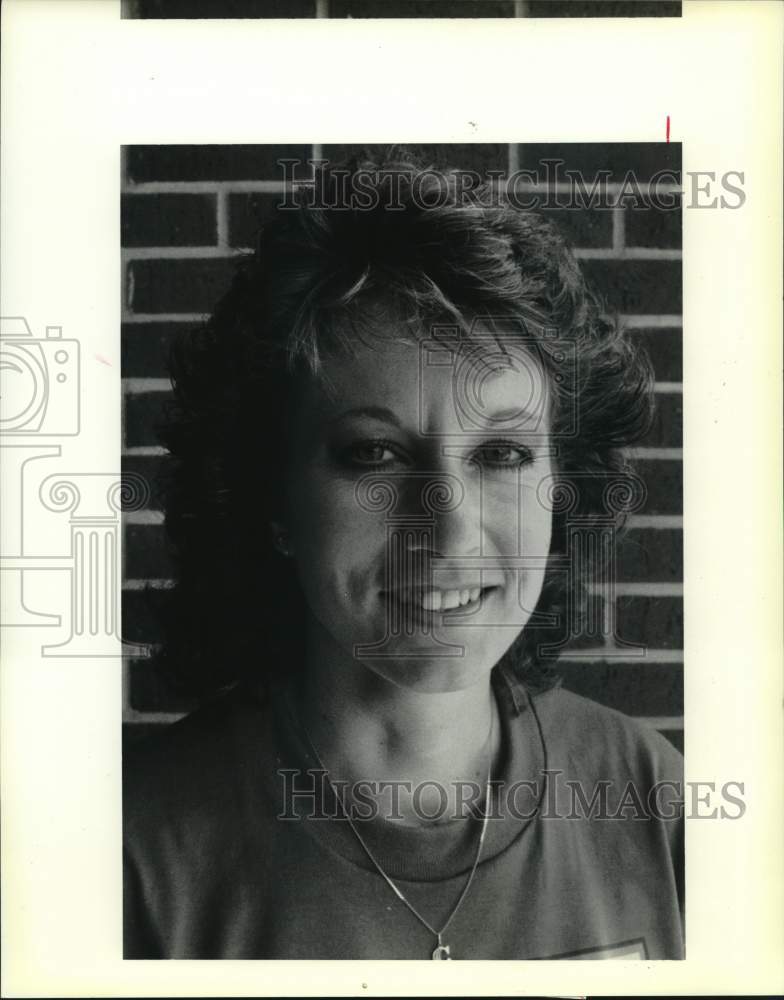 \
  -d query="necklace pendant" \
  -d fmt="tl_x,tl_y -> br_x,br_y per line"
432,943 -> 451,960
